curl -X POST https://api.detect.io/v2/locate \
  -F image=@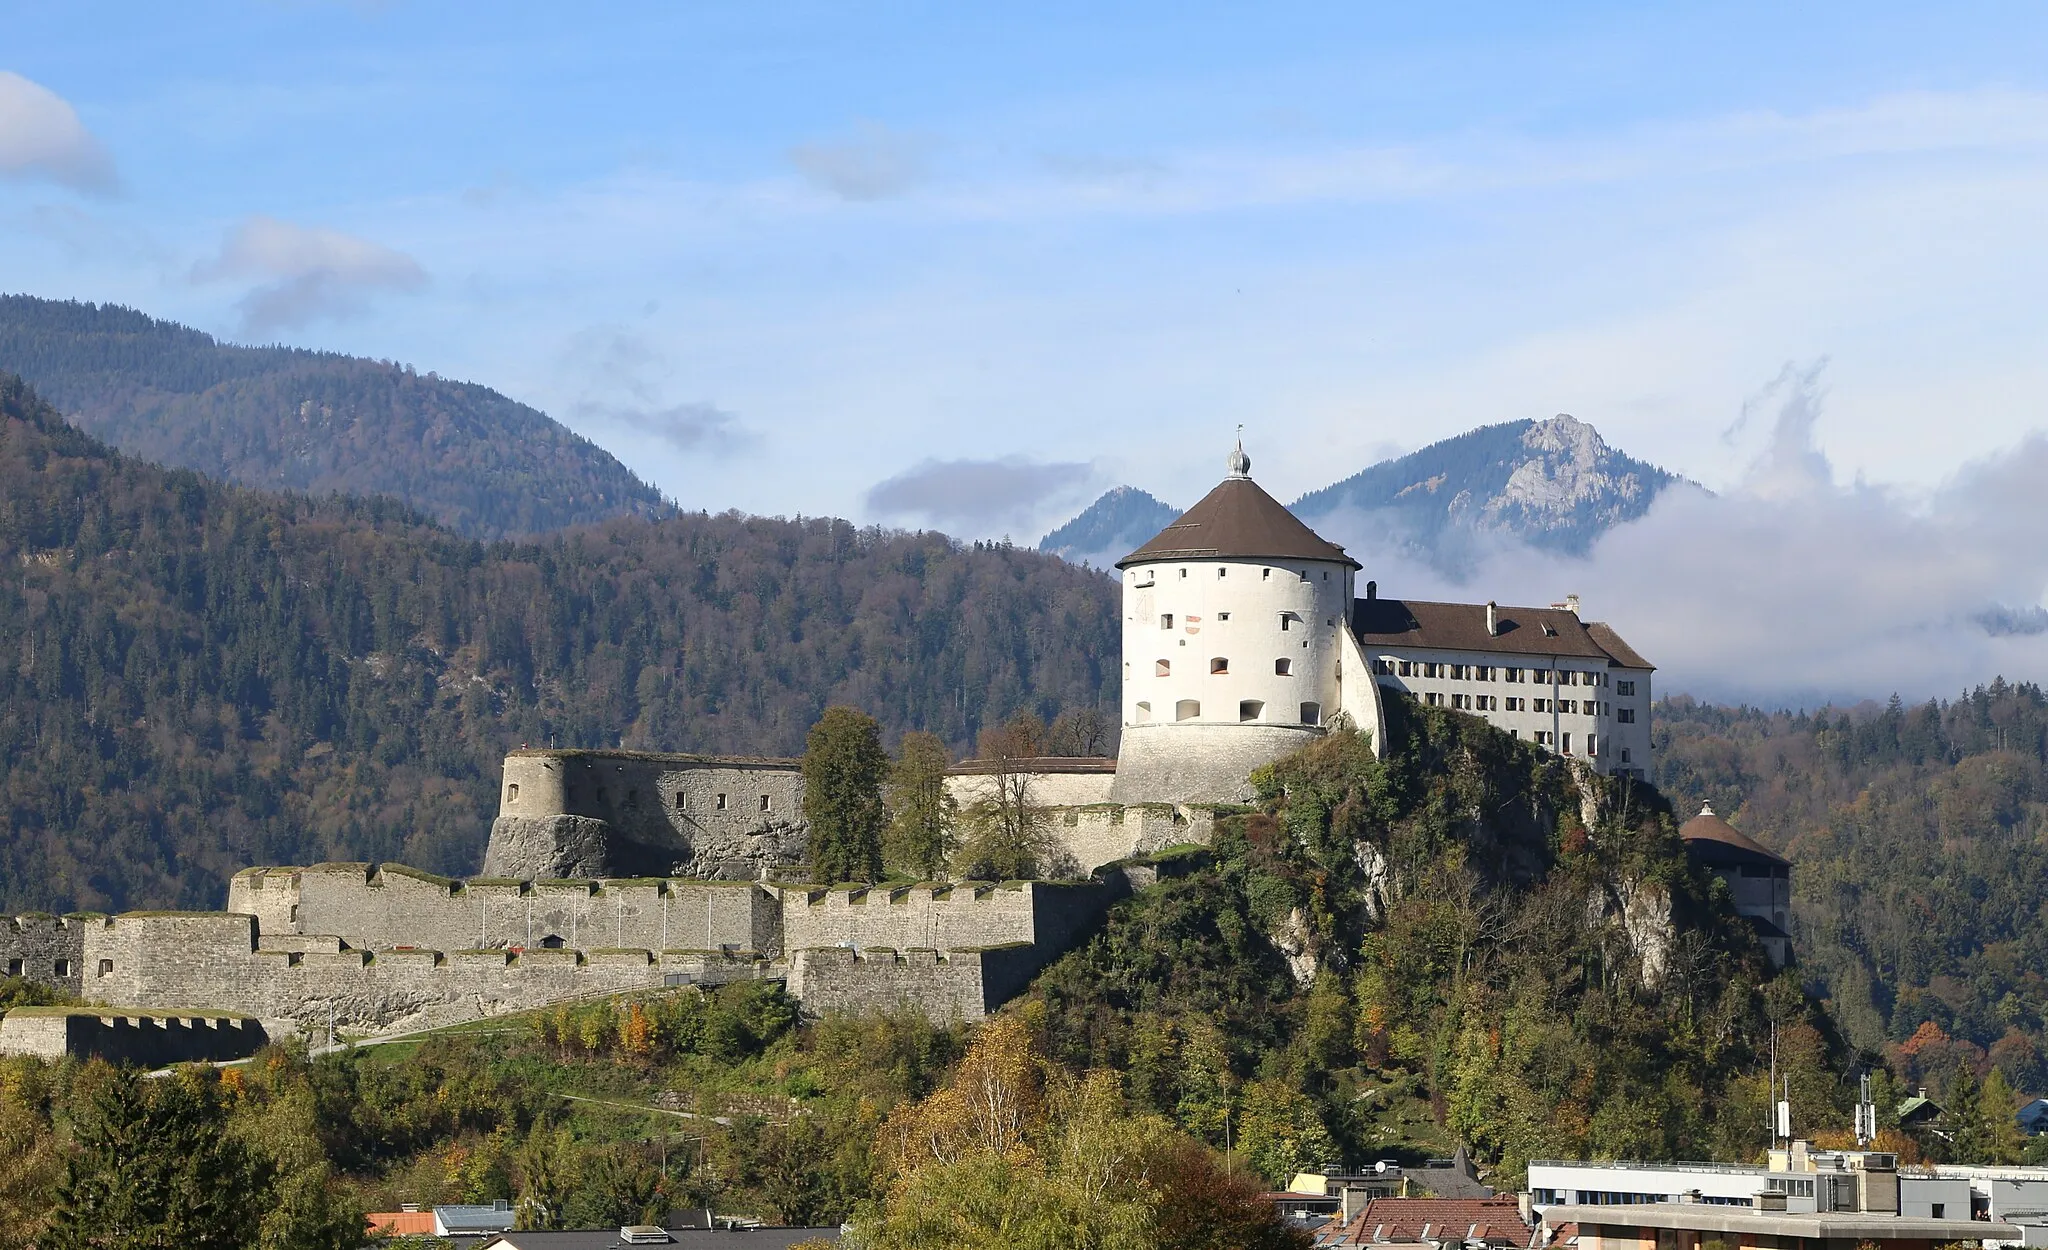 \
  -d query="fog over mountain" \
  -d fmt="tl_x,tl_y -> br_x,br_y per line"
1312,366 -> 2048,706
1042,376 -> 2048,705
